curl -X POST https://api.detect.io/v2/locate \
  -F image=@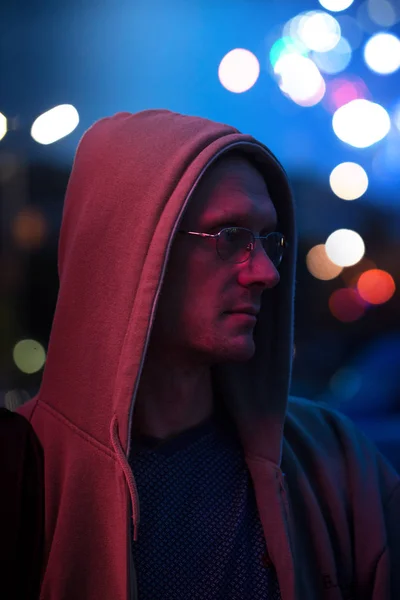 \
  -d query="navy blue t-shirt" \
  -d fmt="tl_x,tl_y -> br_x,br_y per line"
129,411 -> 282,599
